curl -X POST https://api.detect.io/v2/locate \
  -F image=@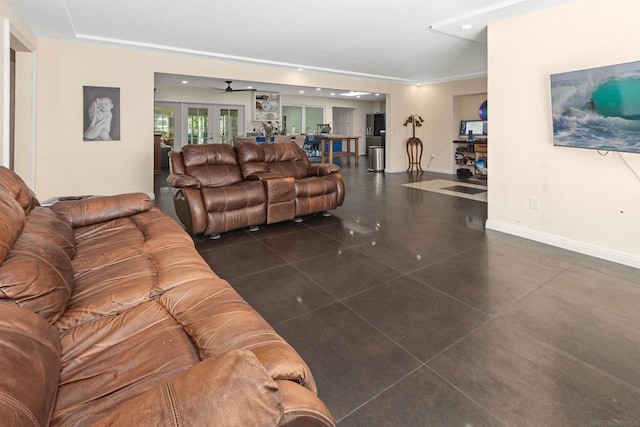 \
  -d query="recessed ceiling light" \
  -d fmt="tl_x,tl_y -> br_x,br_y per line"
316,88 -> 322,91
331,93 -> 336,96
339,91 -> 370,97
299,90 -> 304,93
297,68 -> 304,71
460,24 -> 473,30
247,86 -> 253,89
181,80 -> 188,84
375,93 -> 380,96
